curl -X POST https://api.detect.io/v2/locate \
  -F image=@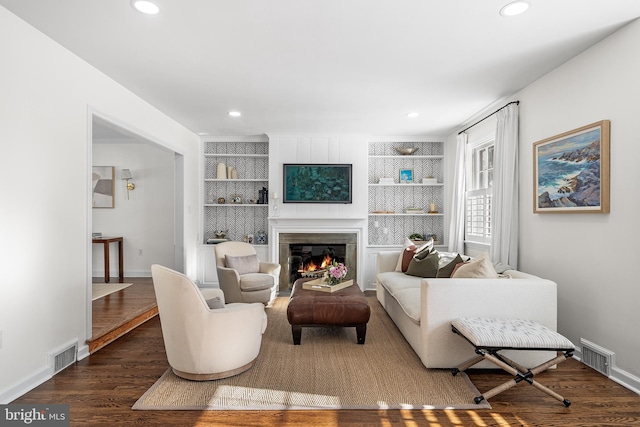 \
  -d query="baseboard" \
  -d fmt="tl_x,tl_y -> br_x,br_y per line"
574,349 -> 640,395
92,269 -> 151,278
0,366 -> 52,404
77,343 -> 90,361
610,367 -> 640,395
